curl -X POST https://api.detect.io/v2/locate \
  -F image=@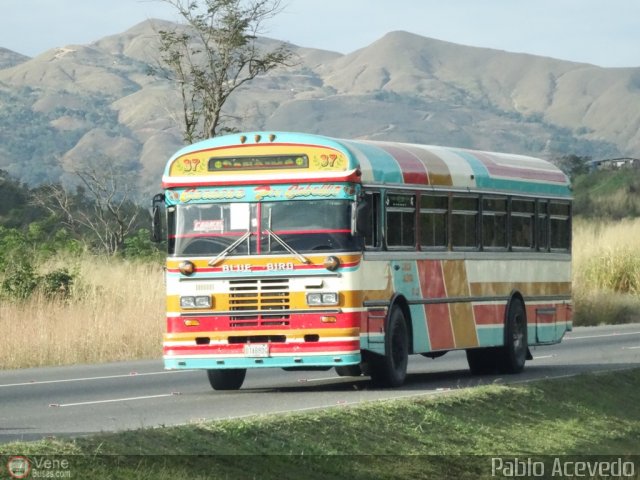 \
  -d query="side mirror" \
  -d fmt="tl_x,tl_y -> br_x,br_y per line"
151,193 -> 165,243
